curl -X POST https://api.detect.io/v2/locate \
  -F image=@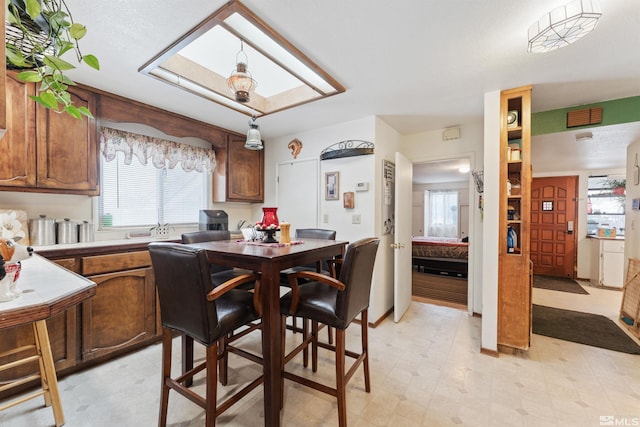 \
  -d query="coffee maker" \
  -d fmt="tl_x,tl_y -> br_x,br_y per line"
199,210 -> 228,231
